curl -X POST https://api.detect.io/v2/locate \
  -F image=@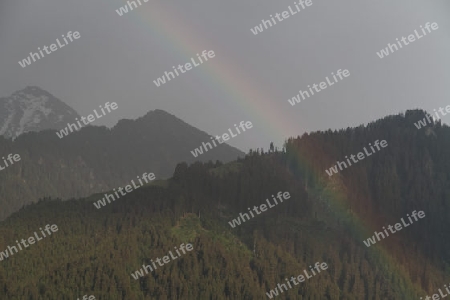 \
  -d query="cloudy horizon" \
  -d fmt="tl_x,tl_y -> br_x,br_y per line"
1,0 -> 449,152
